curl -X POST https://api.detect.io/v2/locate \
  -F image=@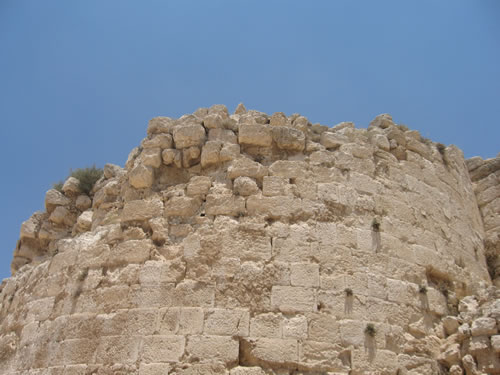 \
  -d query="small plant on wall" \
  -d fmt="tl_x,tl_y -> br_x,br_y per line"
344,288 -> 353,297
365,323 -> 376,337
